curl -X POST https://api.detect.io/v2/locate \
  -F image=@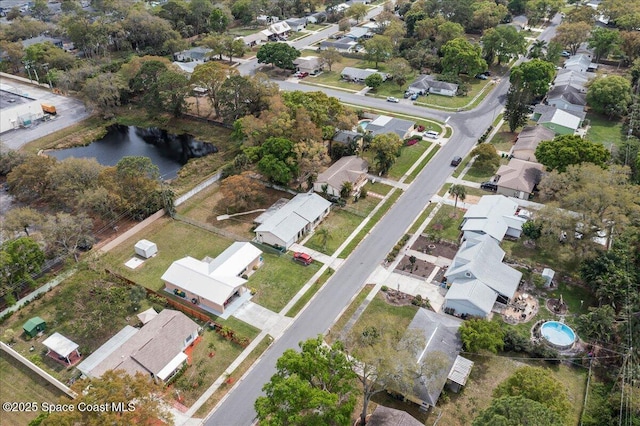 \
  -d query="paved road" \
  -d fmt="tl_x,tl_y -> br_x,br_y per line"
205,14 -> 562,426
